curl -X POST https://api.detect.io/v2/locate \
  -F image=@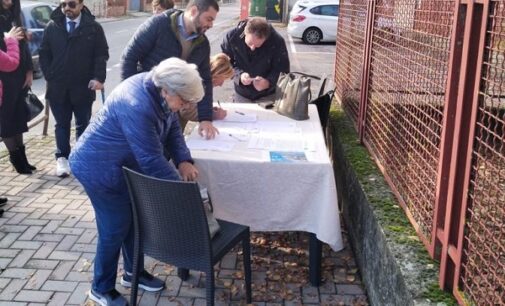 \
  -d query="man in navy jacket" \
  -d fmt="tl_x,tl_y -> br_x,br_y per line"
221,17 -> 290,101
39,0 -> 109,177
120,0 -> 220,139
